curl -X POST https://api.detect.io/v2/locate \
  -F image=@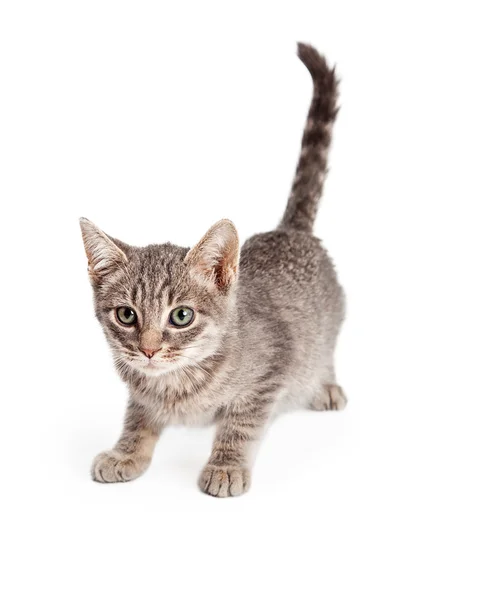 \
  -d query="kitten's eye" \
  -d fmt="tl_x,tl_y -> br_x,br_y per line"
169,307 -> 194,328
116,306 -> 137,326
